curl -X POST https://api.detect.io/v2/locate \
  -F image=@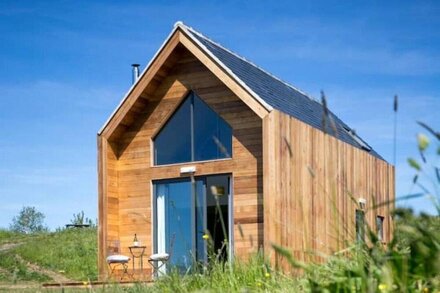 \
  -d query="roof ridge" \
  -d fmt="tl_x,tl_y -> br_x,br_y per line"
177,22 -> 384,158
177,21 -> 321,105
175,21 -> 273,111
